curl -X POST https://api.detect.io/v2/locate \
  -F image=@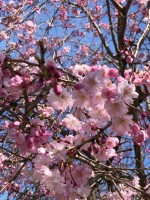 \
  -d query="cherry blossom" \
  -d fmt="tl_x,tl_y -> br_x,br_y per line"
0,0 -> 149,199
47,87 -> 73,112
